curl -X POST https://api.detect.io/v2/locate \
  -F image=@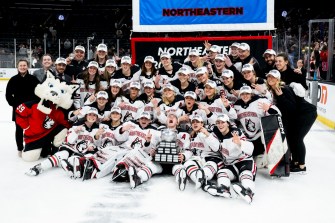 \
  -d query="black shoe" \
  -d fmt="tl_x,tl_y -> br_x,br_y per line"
290,166 -> 306,174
